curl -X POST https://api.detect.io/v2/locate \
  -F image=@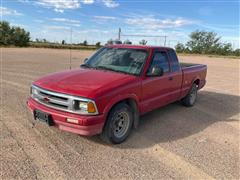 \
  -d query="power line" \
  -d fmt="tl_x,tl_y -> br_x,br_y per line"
122,34 -> 167,38
118,28 -> 167,46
